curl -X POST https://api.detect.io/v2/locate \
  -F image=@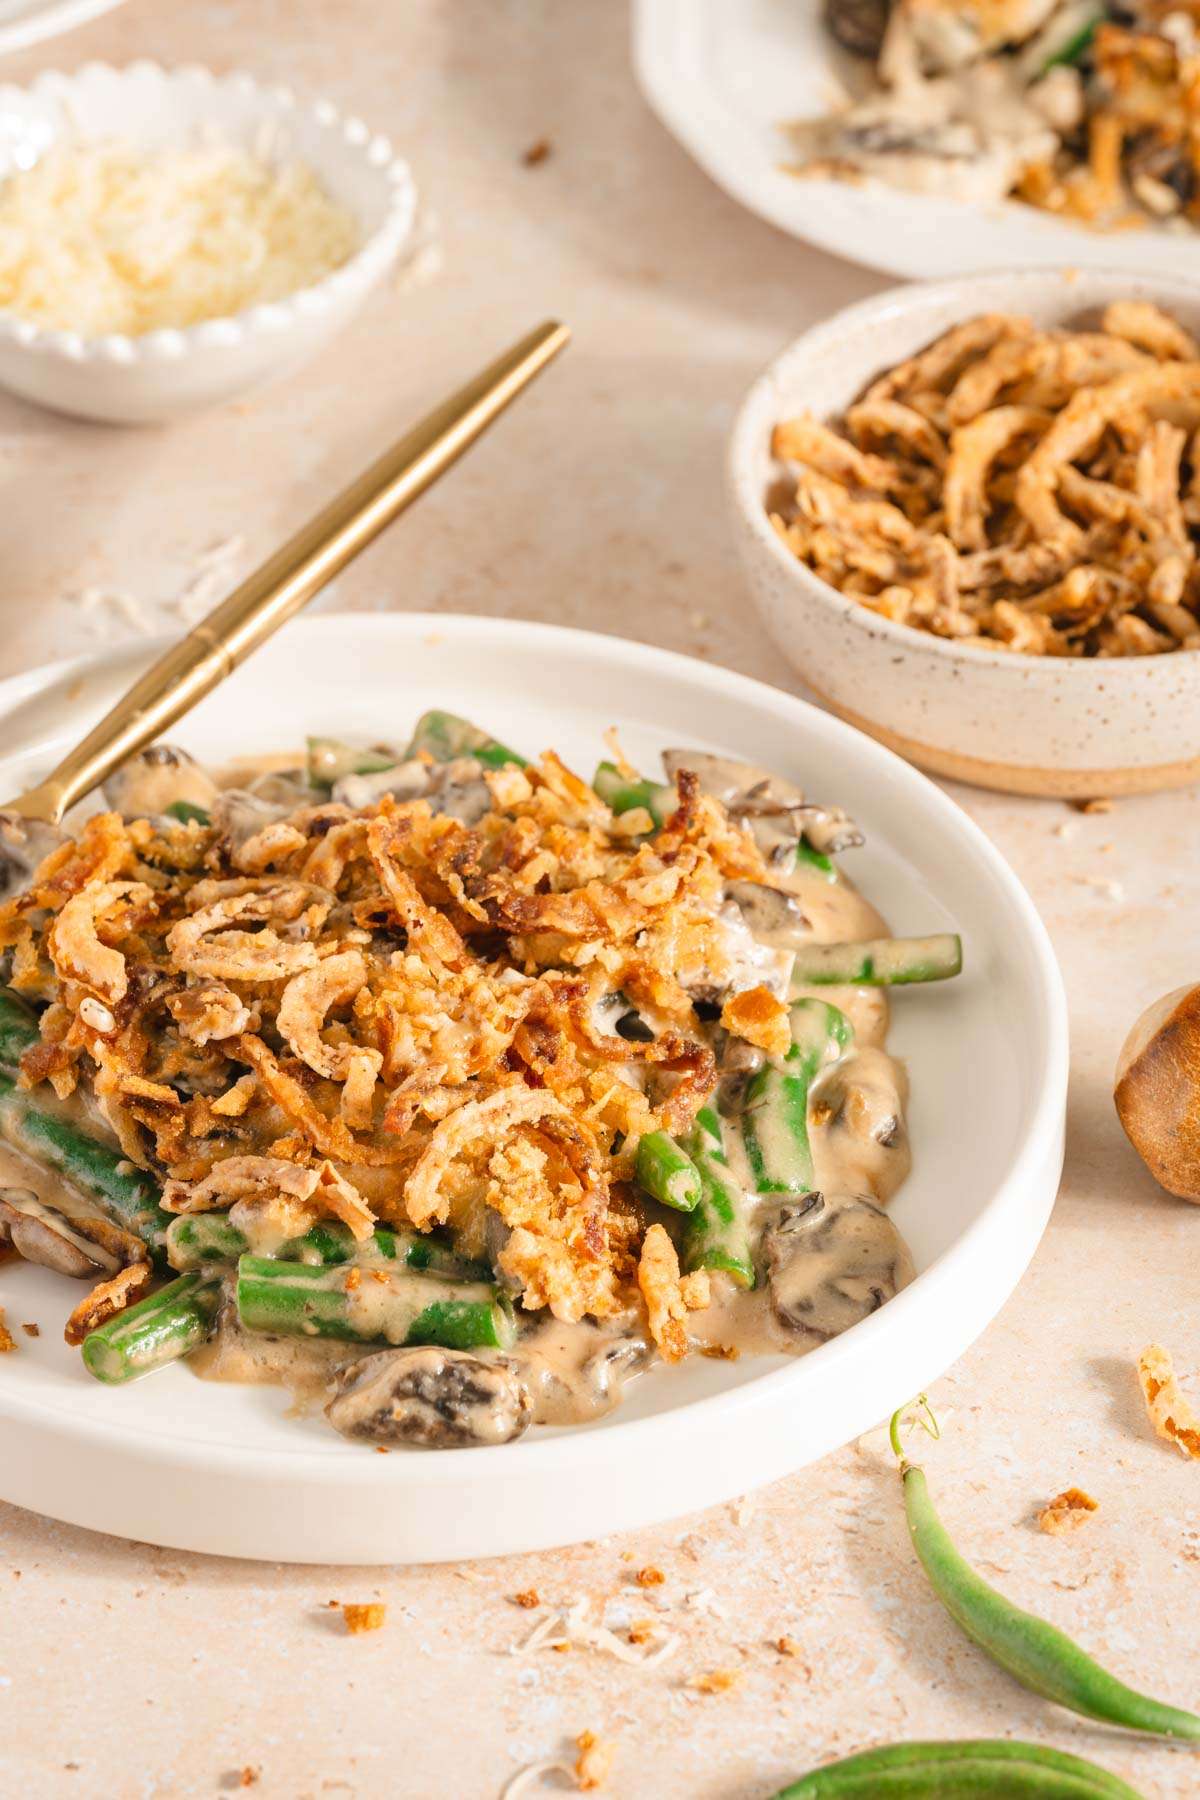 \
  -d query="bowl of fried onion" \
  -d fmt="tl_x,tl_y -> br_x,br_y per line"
728,268 -> 1200,798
